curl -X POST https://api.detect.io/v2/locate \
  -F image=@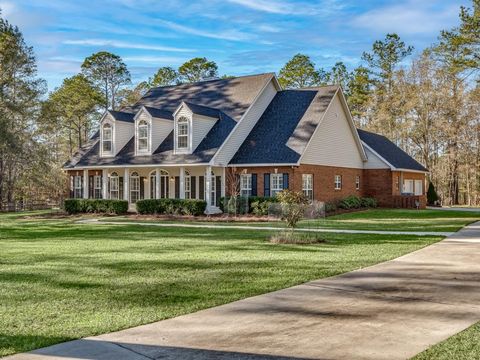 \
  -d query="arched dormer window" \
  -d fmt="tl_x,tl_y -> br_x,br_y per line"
137,119 -> 149,153
176,116 -> 189,150
102,123 -> 113,155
